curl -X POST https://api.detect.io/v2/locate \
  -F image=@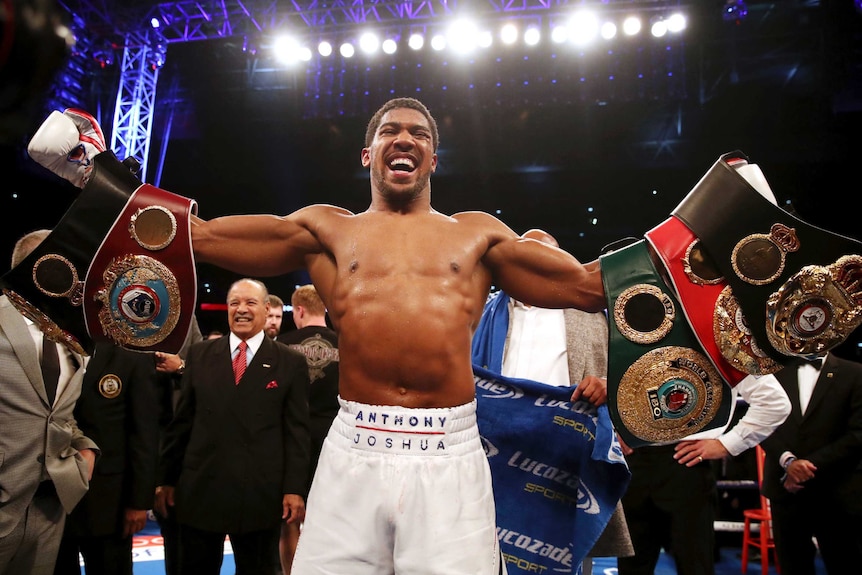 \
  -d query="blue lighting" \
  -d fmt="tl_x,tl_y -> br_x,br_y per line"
722,1 -> 748,23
